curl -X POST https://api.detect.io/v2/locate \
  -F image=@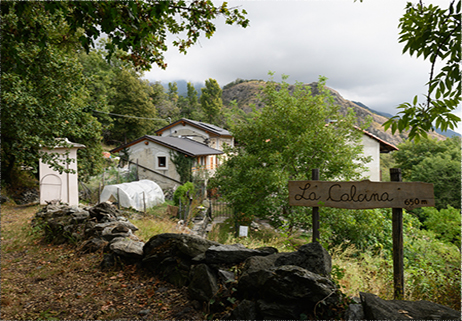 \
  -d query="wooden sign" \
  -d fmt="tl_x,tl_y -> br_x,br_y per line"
289,180 -> 434,210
